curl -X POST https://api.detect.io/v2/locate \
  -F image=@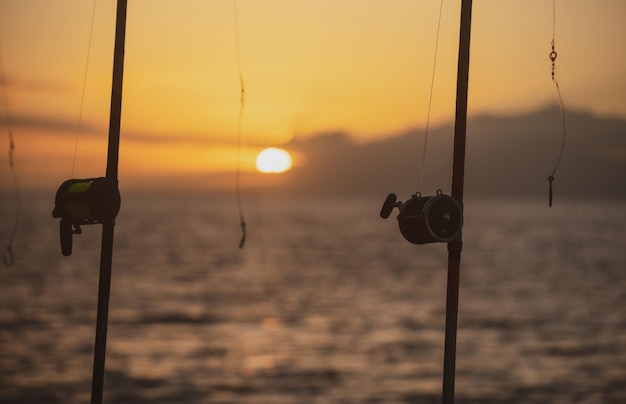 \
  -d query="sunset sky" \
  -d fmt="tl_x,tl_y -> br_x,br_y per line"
1,0 -> 625,190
